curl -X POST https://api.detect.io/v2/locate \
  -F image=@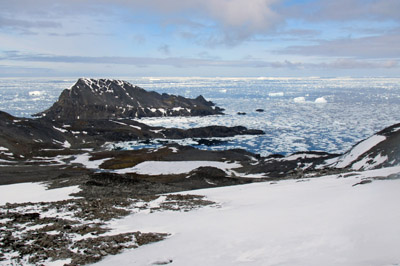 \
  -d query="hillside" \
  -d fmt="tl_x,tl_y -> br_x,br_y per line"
322,123 -> 400,170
